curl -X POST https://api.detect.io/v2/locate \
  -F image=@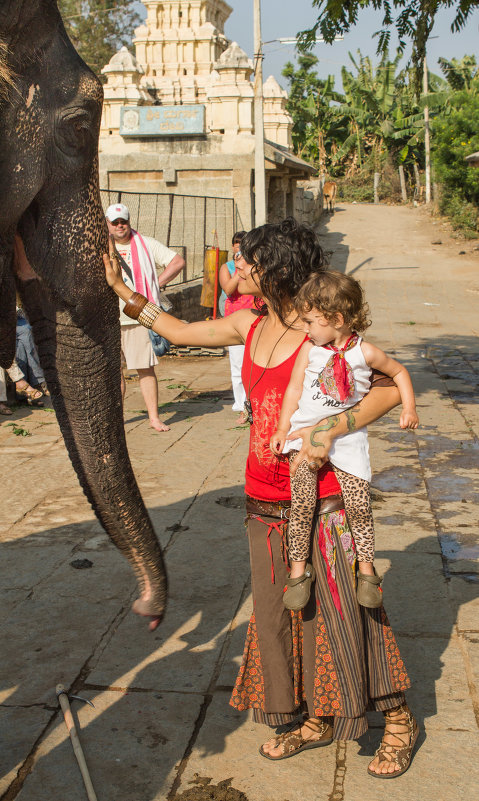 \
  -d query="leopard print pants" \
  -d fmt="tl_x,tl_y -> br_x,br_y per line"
287,452 -> 318,561
287,452 -> 375,563
332,466 -> 375,563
